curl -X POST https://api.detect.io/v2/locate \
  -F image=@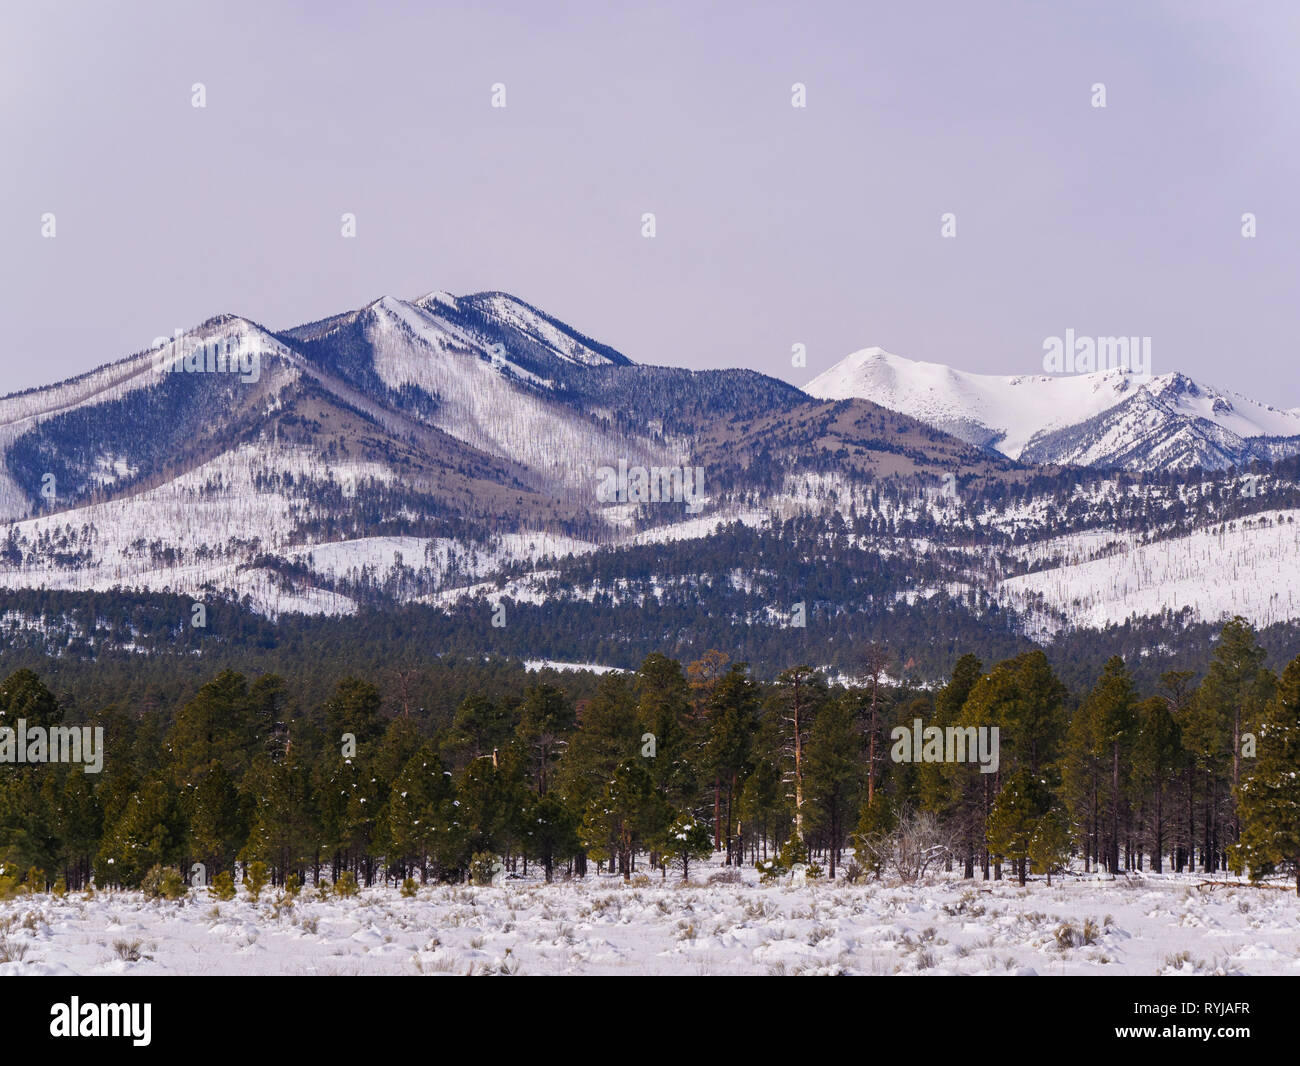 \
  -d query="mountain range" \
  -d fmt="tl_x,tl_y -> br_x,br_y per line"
1,290 -> 1297,678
